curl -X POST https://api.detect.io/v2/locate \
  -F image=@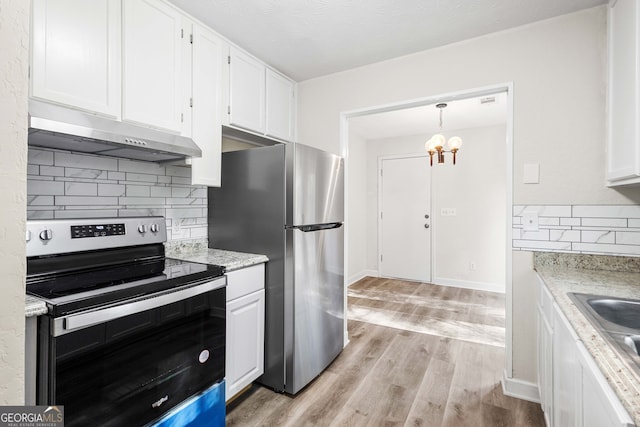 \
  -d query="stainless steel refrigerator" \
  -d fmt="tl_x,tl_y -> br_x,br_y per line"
208,142 -> 344,394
